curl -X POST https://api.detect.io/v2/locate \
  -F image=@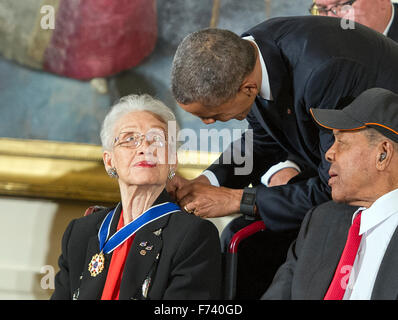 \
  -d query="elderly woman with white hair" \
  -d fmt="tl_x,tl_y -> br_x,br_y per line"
51,94 -> 222,300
